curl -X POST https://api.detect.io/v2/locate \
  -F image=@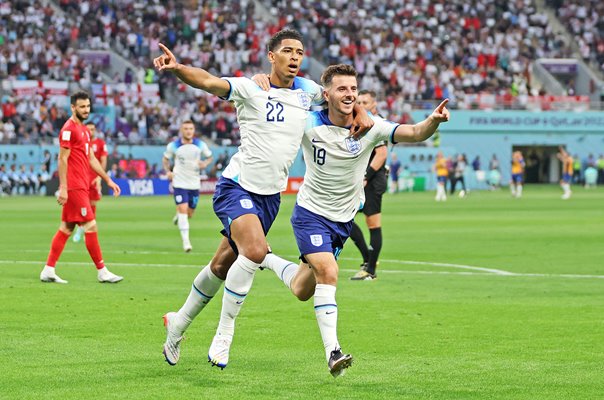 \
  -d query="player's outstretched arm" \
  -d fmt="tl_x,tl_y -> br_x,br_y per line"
393,99 -> 450,143
89,152 -> 121,197
153,43 -> 230,98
